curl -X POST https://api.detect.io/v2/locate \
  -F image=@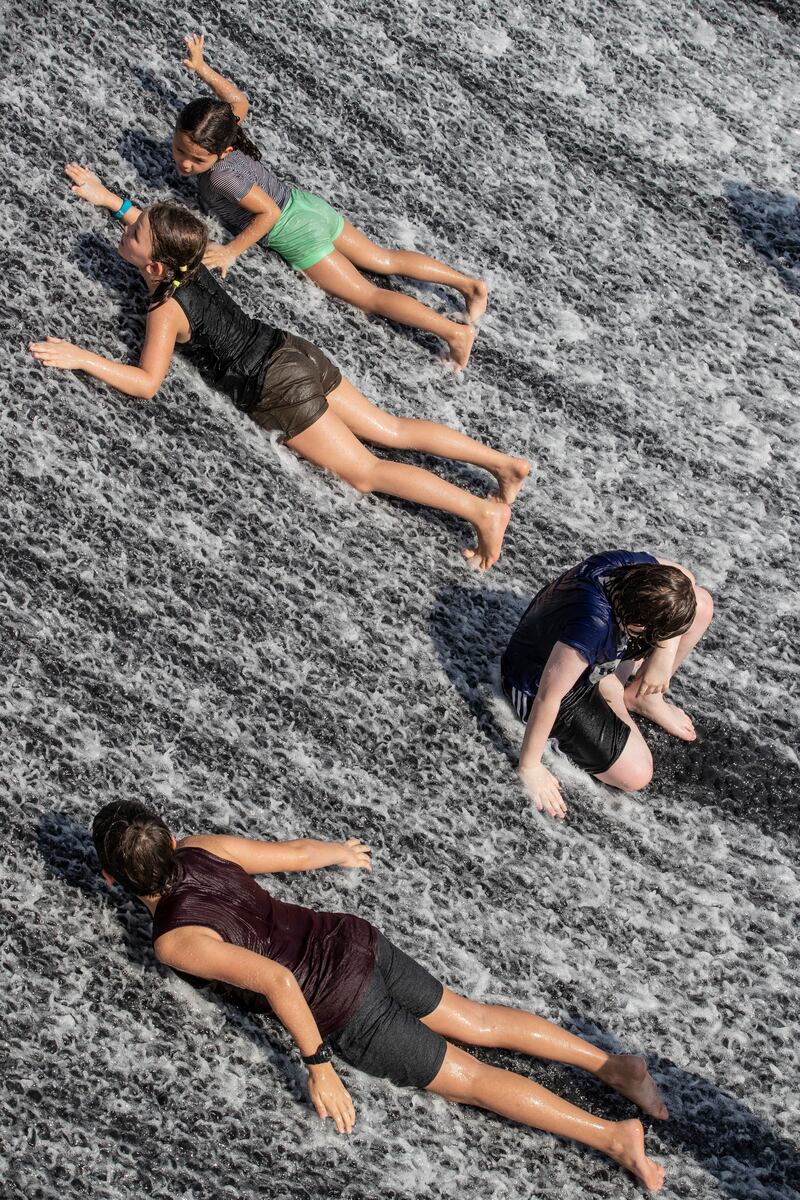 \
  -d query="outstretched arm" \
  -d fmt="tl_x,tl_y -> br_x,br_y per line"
178,834 -> 372,875
155,929 -> 356,1133
30,302 -> 181,399
182,33 -> 250,122
64,163 -> 141,225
